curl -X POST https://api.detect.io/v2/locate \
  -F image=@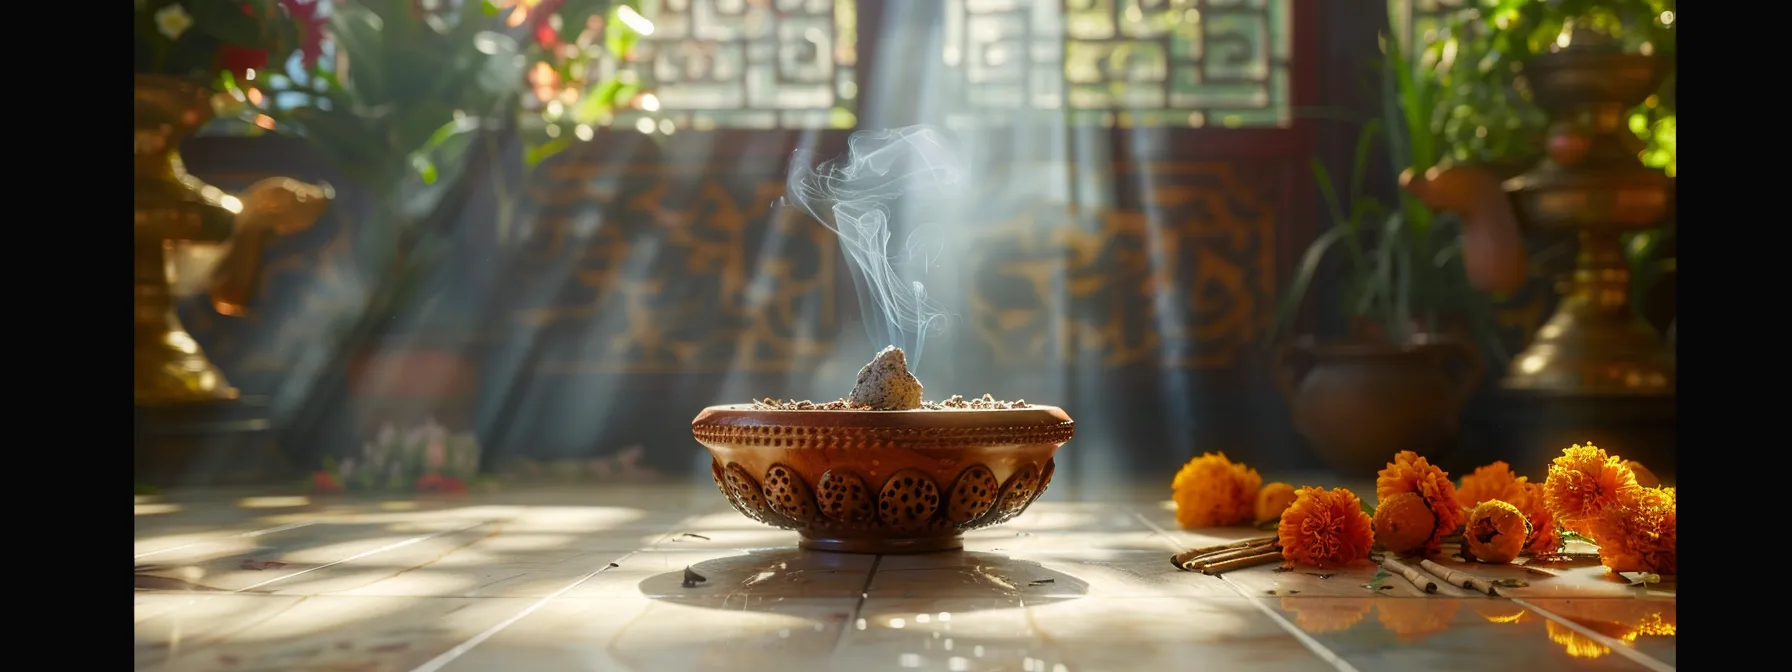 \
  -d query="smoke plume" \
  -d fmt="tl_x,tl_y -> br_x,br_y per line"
784,125 -> 966,370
